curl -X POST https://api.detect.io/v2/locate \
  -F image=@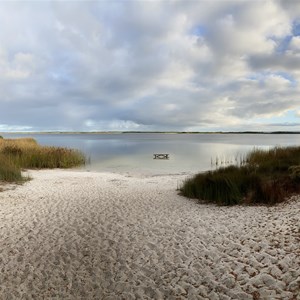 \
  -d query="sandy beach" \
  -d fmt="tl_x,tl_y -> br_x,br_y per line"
0,170 -> 299,299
